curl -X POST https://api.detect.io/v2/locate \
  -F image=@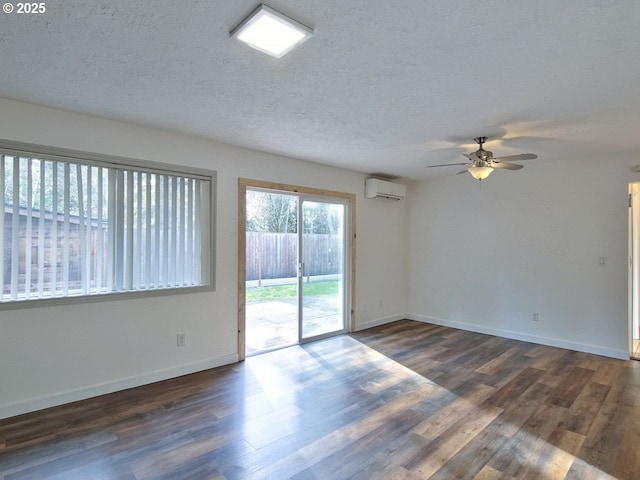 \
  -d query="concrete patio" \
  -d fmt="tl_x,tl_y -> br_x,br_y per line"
245,293 -> 342,354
